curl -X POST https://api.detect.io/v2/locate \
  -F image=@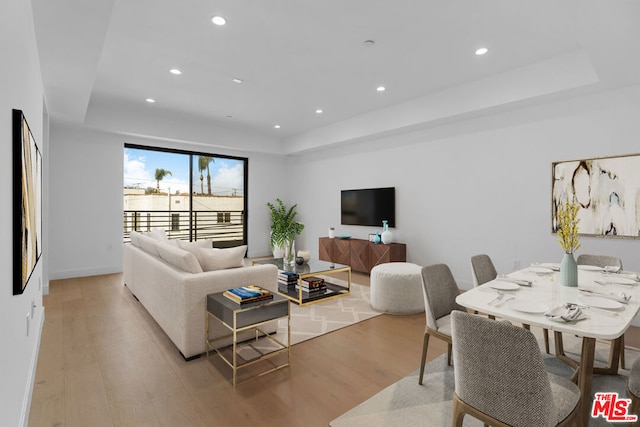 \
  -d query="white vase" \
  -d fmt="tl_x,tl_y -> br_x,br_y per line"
297,249 -> 311,262
381,220 -> 393,244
